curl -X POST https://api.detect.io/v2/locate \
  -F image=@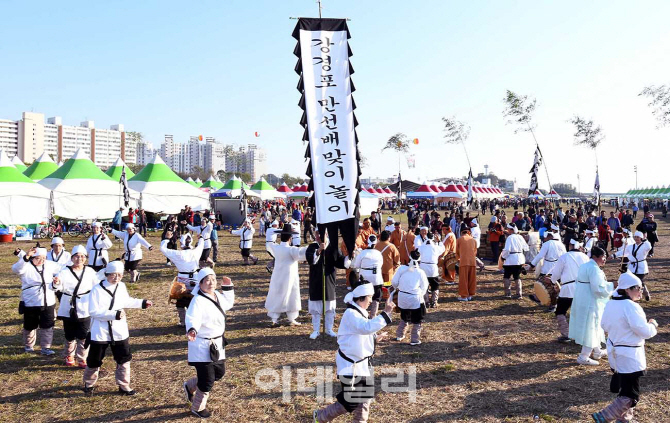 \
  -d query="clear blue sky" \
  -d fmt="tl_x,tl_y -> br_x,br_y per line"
2,1 -> 669,193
